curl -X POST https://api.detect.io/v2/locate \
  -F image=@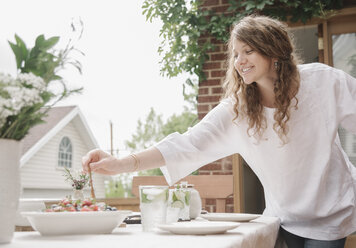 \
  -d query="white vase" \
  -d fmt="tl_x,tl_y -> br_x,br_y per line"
188,185 -> 202,219
72,189 -> 84,201
0,139 -> 22,244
